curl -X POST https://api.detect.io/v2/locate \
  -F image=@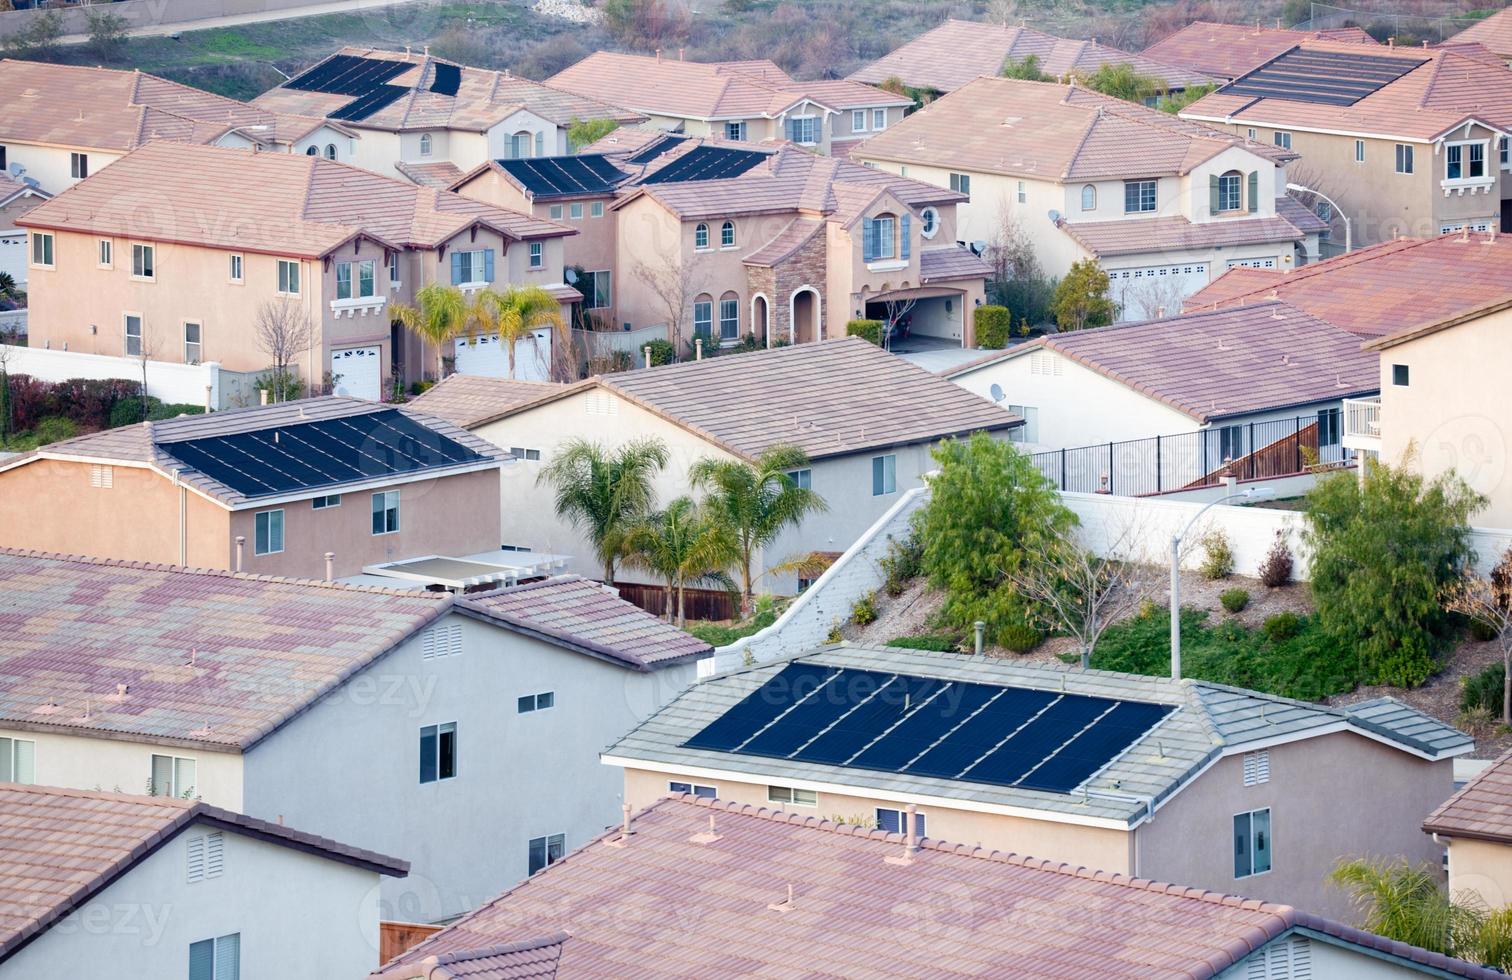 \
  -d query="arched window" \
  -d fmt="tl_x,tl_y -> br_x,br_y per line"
419,133 -> 433,157
919,207 -> 938,238
1080,184 -> 1096,210
511,131 -> 532,158
1217,170 -> 1243,212
693,293 -> 713,339
694,223 -> 710,250
719,290 -> 739,341
720,220 -> 736,248
324,143 -> 337,160
305,146 -> 319,156
863,212 -> 897,261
